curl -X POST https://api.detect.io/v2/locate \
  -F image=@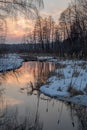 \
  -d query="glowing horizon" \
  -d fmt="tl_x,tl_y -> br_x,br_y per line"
6,0 -> 70,44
